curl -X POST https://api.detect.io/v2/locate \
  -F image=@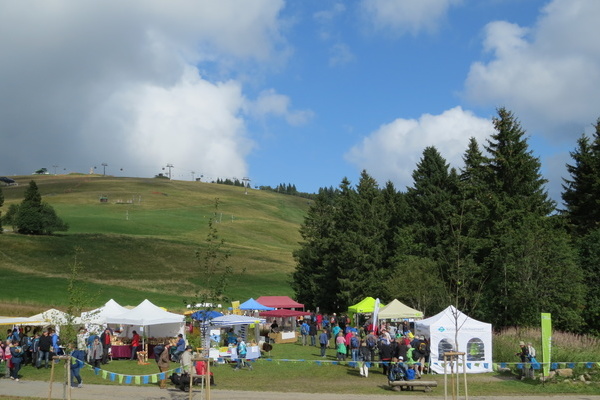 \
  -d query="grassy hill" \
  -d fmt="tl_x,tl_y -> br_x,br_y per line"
0,174 -> 310,315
